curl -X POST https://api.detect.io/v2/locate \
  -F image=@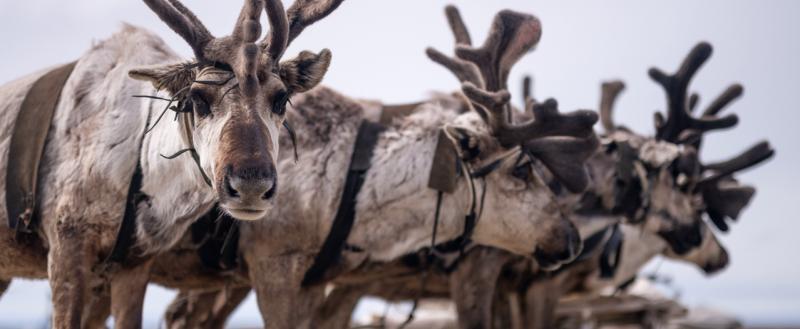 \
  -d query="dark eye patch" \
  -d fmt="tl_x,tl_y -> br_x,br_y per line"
271,90 -> 289,115
190,90 -> 212,118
